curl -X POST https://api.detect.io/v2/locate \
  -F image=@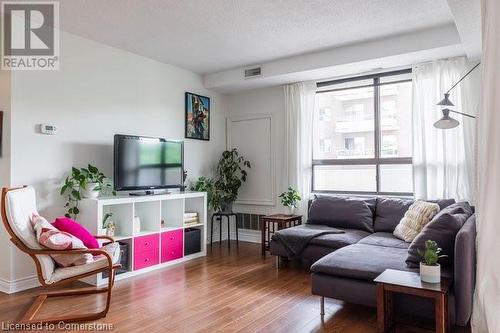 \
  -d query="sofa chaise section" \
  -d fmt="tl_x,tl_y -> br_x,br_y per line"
270,228 -> 370,262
